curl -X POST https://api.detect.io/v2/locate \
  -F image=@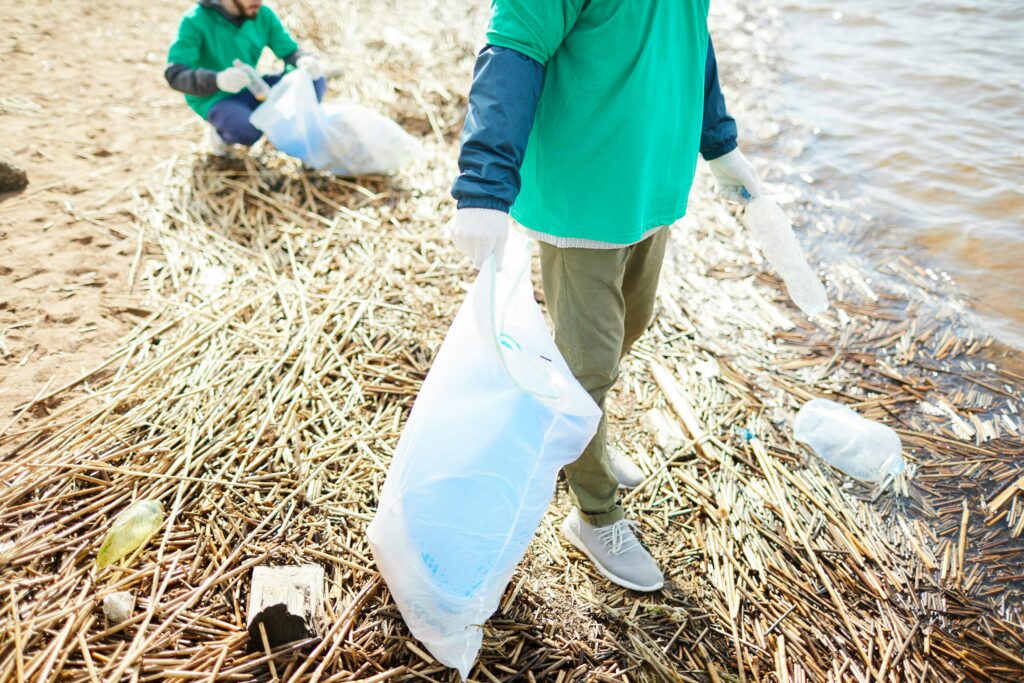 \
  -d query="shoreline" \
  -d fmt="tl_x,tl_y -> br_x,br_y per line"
710,0 -> 1024,418
0,1 -> 1021,681
712,0 -> 1024,353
